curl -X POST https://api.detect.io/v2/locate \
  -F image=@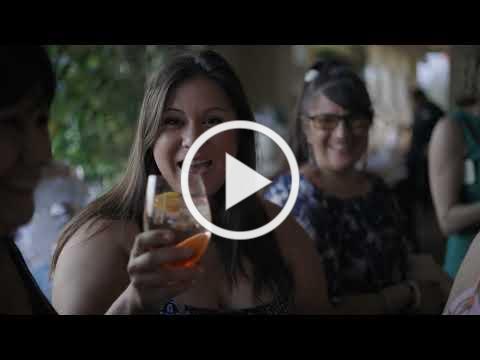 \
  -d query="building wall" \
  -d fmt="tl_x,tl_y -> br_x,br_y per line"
450,45 -> 480,106
212,45 -> 299,123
